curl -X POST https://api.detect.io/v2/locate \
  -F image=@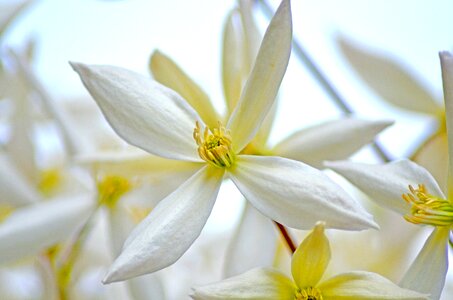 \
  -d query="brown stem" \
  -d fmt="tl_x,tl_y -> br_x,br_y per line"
274,221 -> 296,254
